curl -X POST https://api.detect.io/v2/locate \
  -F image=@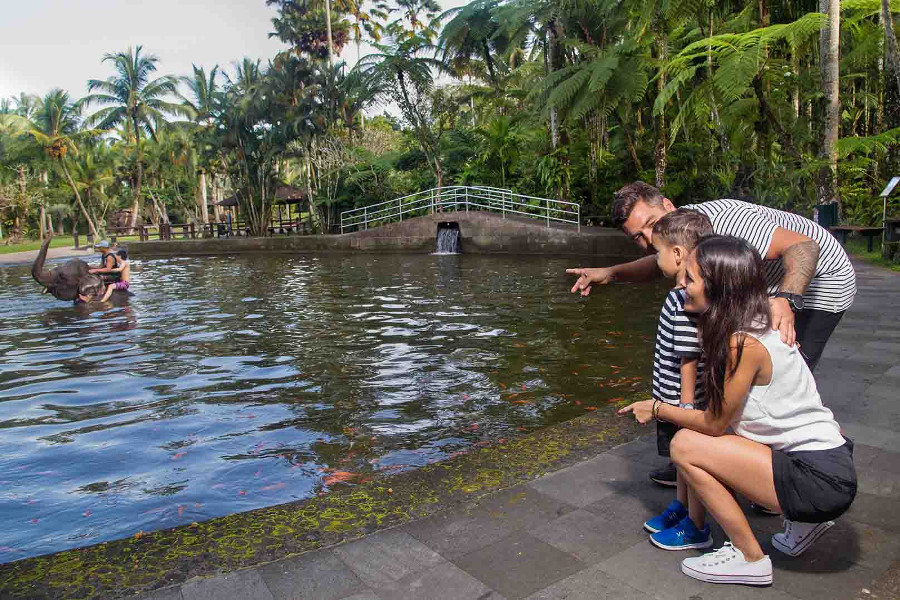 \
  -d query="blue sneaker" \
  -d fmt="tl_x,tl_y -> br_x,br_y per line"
643,499 -> 688,534
650,516 -> 714,551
